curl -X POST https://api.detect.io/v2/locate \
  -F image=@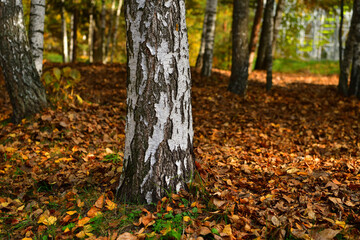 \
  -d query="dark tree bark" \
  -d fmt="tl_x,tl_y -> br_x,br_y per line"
195,12 -> 208,69
339,0 -> 344,66
201,0 -> 218,77
348,0 -> 360,98
248,0 -> 263,73
117,0 -> 194,204
266,0 -> 275,91
0,1 -> 47,124
228,0 -> 249,95
272,0 -> 285,56
339,0 -> 356,96
255,0 -> 274,70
